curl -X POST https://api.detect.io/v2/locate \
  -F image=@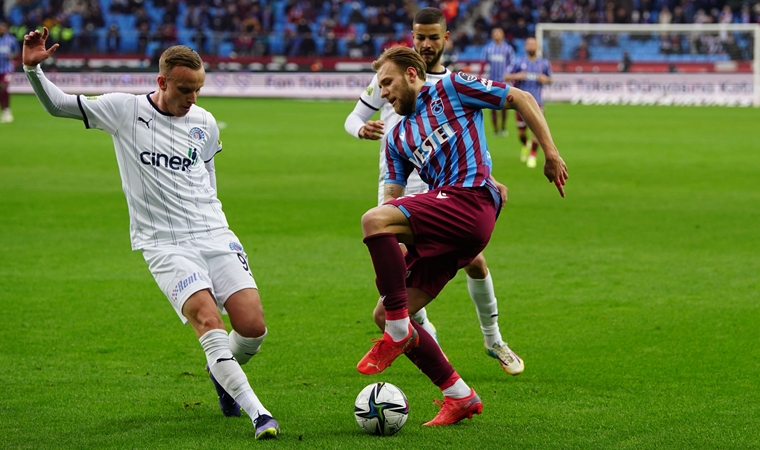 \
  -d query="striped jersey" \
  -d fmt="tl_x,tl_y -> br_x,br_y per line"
360,68 -> 451,146
480,41 -> 514,81
508,56 -> 552,105
359,68 -> 451,202
78,93 -> 228,250
384,72 -> 509,207
0,33 -> 19,74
